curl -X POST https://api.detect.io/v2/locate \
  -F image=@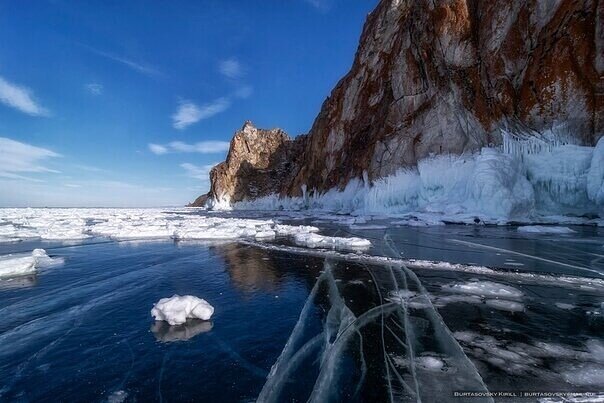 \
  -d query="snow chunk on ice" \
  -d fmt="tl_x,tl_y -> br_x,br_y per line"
293,233 -> 371,251
151,295 -> 214,326
442,281 -> 523,299
0,249 -> 59,278
485,299 -> 524,312
561,363 -> 604,387
517,225 -> 576,234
